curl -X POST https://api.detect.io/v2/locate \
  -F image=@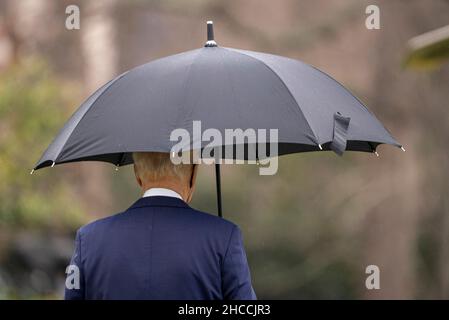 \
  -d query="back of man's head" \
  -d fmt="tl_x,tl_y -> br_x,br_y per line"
132,152 -> 193,185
